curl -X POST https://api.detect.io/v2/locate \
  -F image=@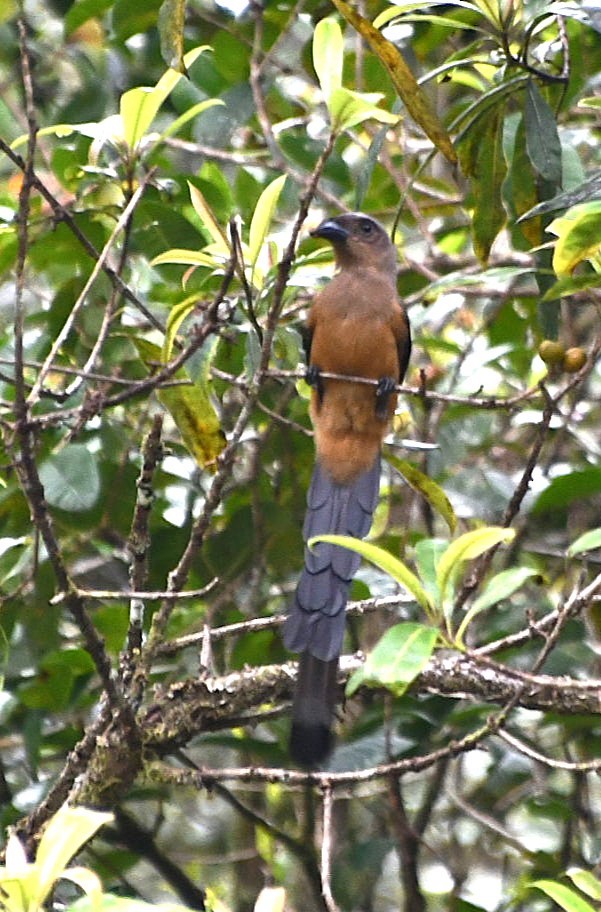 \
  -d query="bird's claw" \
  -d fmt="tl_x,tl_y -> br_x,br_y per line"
375,376 -> 397,419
